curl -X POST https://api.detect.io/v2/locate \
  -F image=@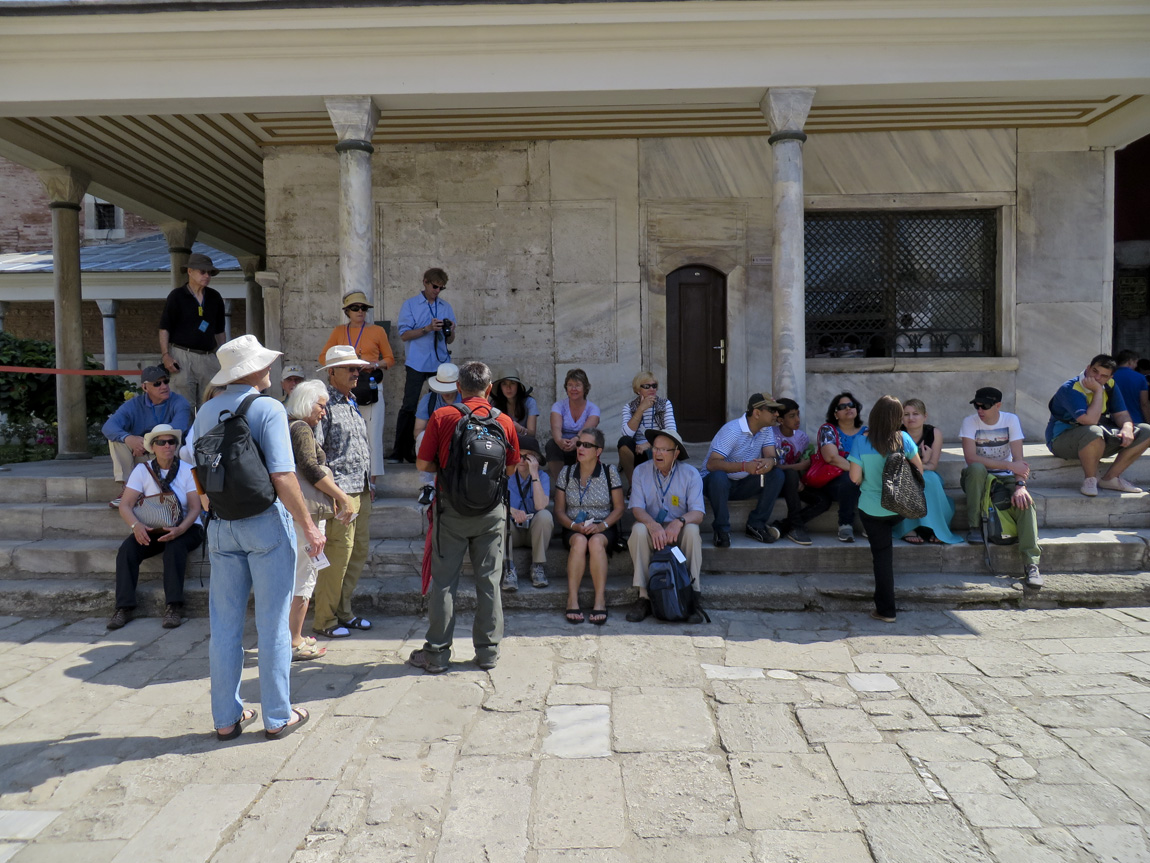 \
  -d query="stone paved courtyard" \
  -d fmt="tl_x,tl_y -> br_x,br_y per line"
1,607 -> 1150,862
